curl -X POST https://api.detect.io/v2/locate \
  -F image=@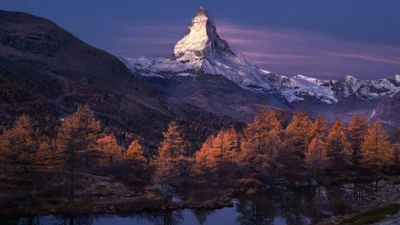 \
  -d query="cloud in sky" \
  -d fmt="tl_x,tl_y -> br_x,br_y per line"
111,21 -> 400,79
